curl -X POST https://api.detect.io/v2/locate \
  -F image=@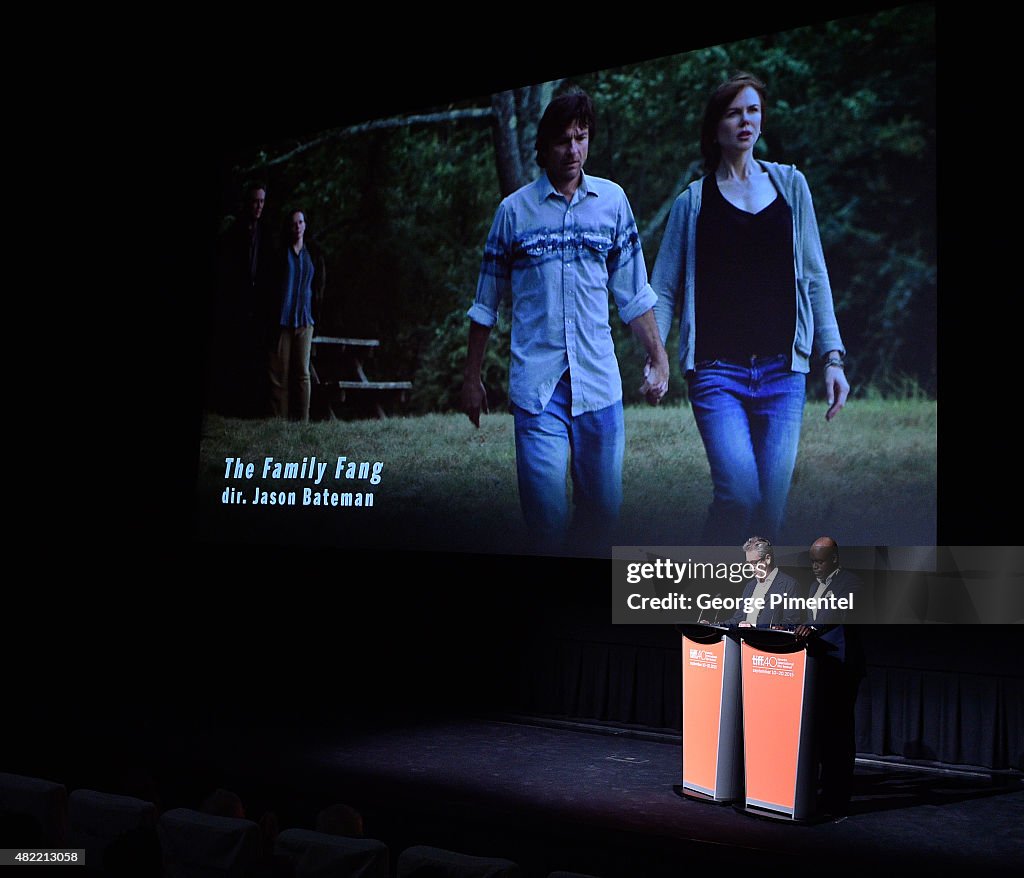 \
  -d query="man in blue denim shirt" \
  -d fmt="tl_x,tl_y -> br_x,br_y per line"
462,91 -> 669,555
